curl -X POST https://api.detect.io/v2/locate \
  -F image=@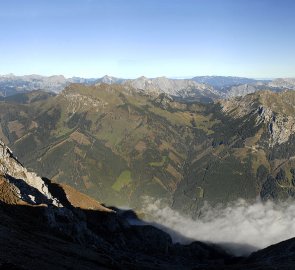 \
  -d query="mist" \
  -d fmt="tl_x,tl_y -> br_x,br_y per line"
140,197 -> 295,256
